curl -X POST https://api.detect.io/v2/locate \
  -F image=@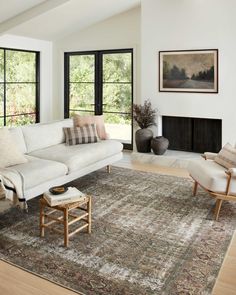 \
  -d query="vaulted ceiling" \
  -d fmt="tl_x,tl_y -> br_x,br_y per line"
0,0 -> 141,41
0,0 -> 46,23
